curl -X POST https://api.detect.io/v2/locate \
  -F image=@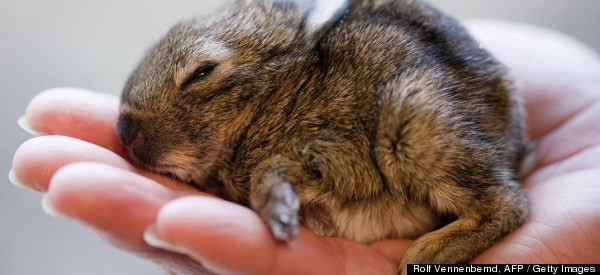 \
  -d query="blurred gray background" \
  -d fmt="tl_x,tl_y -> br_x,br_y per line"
1,0 -> 599,274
